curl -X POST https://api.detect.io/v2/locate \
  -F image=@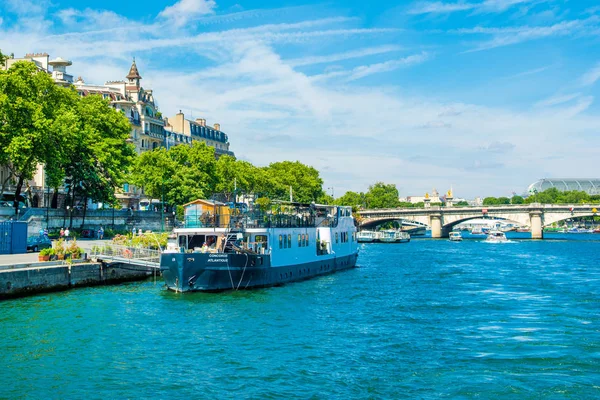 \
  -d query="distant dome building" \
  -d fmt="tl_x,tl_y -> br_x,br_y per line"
527,179 -> 600,195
